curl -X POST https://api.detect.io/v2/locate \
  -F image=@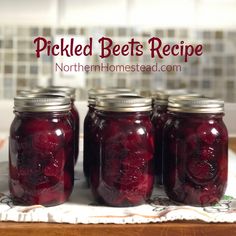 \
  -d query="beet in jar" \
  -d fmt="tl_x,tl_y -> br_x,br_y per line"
151,92 -> 169,185
90,96 -> 155,207
163,97 -> 228,206
39,86 -> 80,165
83,90 -> 97,185
151,91 -> 202,185
83,89 -> 139,185
9,96 -> 74,206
